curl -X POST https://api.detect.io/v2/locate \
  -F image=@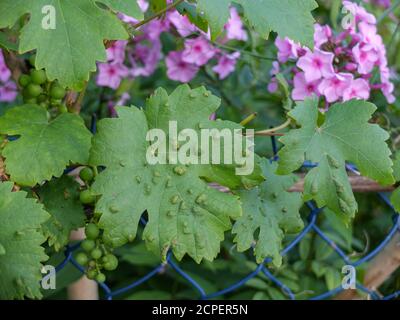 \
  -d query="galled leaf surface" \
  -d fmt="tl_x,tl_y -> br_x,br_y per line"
233,160 -> 303,266
197,0 -> 318,46
0,0 -> 128,90
38,176 -> 86,252
277,98 -> 394,219
0,181 -> 49,299
90,85 -> 263,263
0,105 -> 92,187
